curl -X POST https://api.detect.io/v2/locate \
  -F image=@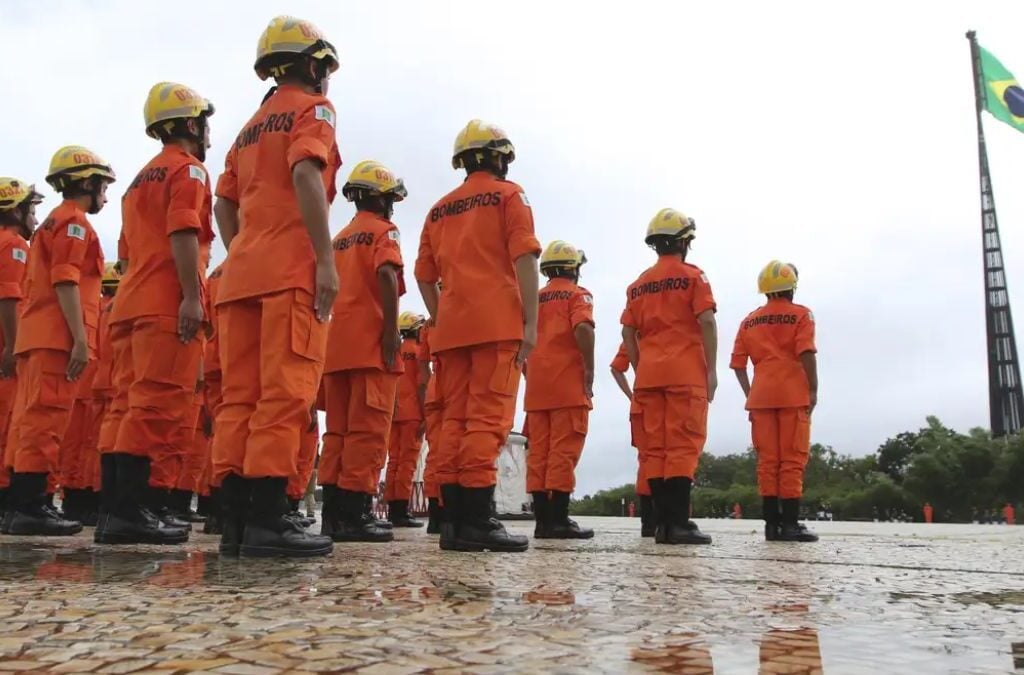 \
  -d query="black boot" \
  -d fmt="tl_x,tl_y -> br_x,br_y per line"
426,497 -> 442,535
203,488 -> 224,535
285,497 -> 315,528
364,494 -> 393,530
455,485 -> 529,553
148,487 -> 191,530
388,500 -> 424,528
196,494 -> 212,518
3,473 -> 82,536
545,491 -> 593,539
763,496 -> 781,541
60,488 -> 82,521
659,477 -> 711,545
531,491 -> 549,538
438,484 -> 460,551
240,477 -> 333,558
95,454 -> 189,545
639,494 -> 656,537
0,487 -> 7,523
332,489 -> 393,542
80,490 -> 99,527
649,478 -> 668,543
94,454 -> 118,539
319,485 -> 338,538
778,498 -> 818,542
170,489 -> 205,523
219,474 -> 249,555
